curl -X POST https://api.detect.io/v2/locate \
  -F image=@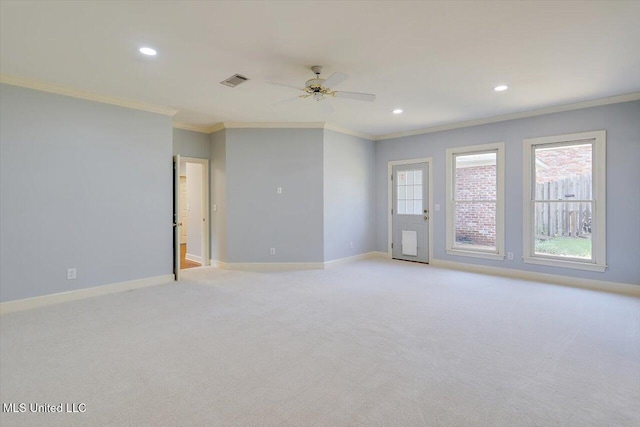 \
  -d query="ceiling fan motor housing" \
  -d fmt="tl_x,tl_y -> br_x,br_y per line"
305,78 -> 325,88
